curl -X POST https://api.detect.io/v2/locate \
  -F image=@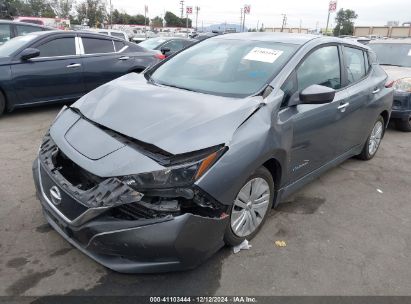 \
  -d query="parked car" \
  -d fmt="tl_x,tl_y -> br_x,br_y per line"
85,28 -> 129,41
0,30 -> 161,115
33,33 -> 392,273
369,39 -> 411,131
193,31 -> 223,41
0,20 -> 53,45
139,37 -> 195,57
